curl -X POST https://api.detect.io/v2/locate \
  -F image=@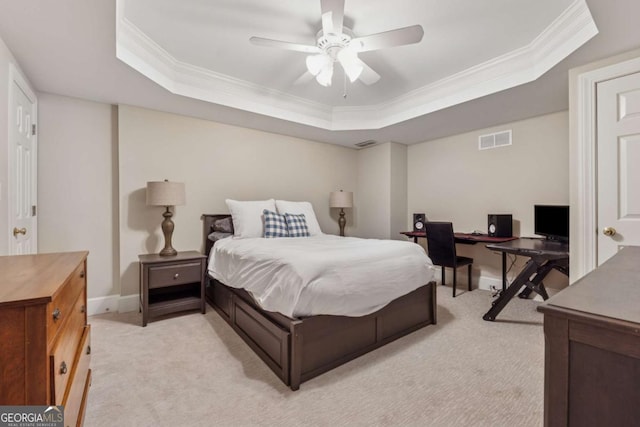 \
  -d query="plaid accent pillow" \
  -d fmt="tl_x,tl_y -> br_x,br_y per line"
284,213 -> 311,237
263,209 -> 288,238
